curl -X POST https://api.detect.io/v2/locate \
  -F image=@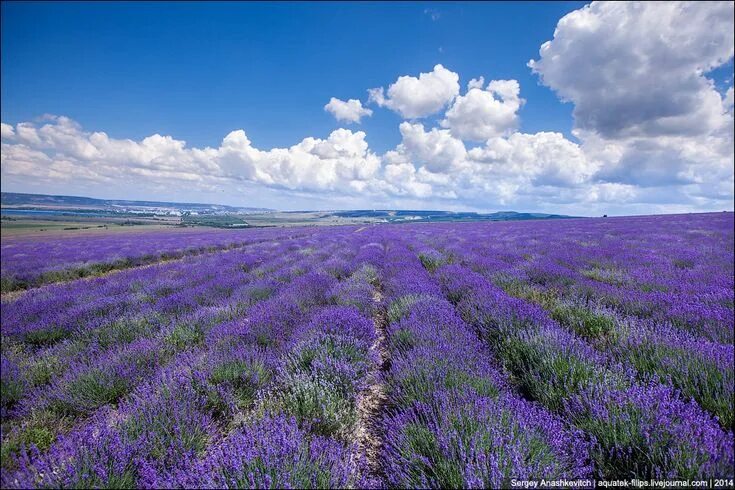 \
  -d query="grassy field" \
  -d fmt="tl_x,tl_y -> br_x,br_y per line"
1,218 -> 182,237
1,211 -> 379,237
